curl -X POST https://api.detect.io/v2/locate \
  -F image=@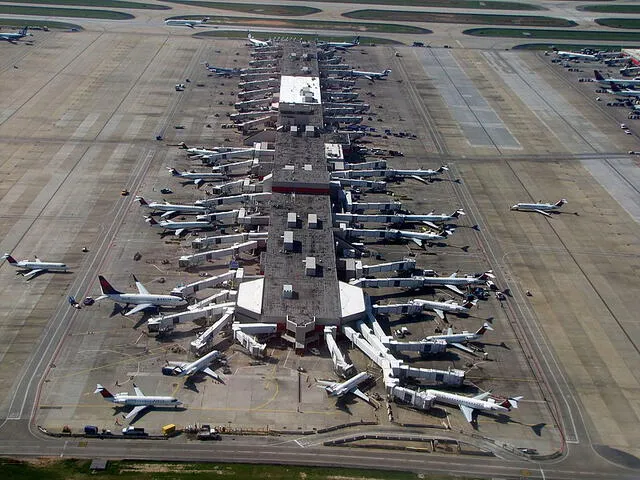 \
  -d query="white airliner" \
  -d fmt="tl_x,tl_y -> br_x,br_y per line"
403,228 -> 453,247
425,322 -> 493,354
317,372 -> 371,403
593,70 -> 640,88
162,350 -> 223,382
204,63 -> 241,76
0,27 -> 30,43
247,33 -> 271,47
510,199 -> 567,217
178,143 -> 217,156
135,196 -> 208,218
425,389 -> 522,423
145,216 -> 213,236
2,253 -> 68,279
410,298 -> 477,320
319,36 -> 360,50
164,17 -> 209,28
554,49 -> 597,61
607,84 -> 640,97
95,383 -> 182,420
422,209 -> 465,230
95,275 -> 187,316
415,165 -> 449,180
351,69 -> 391,81
417,271 -> 495,295
168,167 -> 227,187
